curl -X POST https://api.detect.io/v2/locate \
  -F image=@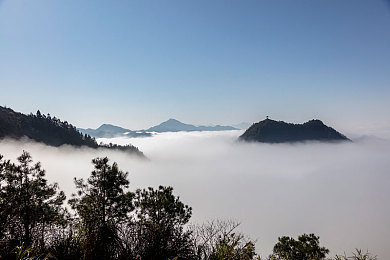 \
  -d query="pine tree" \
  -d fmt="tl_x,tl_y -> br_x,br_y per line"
131,186 -> 194,260
0,151 -> 66,253
69,157 -> 134,260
